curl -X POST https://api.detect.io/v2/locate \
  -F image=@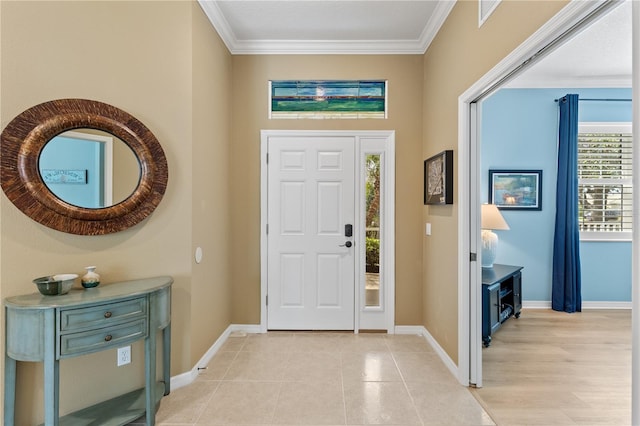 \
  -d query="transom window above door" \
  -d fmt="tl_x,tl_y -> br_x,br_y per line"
269,80 -> 387,119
